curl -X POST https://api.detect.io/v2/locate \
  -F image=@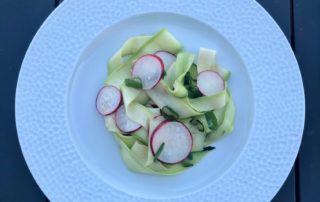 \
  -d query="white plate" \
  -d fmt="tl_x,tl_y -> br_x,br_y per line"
16,0 -> 305,201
